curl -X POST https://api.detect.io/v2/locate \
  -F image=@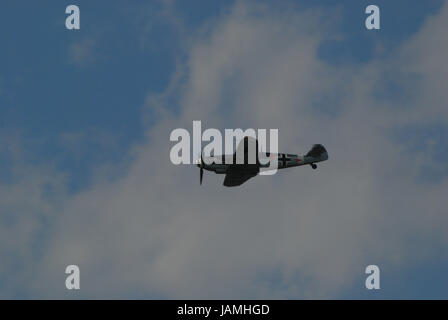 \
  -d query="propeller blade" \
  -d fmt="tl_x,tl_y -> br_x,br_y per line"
200,167 -> 203,185
199,153 -> 204,185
